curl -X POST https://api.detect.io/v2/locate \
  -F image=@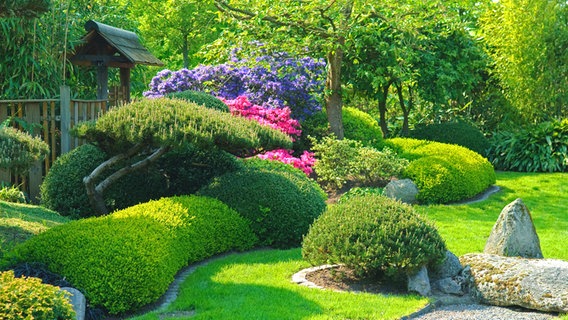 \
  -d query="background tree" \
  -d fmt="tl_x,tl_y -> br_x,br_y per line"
479,0 -> 568,122
0,0 -> 50,17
